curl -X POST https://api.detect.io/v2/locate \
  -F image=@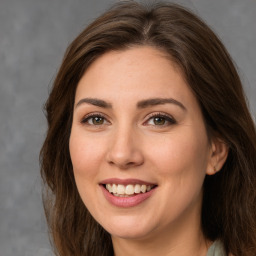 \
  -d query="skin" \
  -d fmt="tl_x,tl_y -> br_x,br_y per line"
69,46 -> 228,256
